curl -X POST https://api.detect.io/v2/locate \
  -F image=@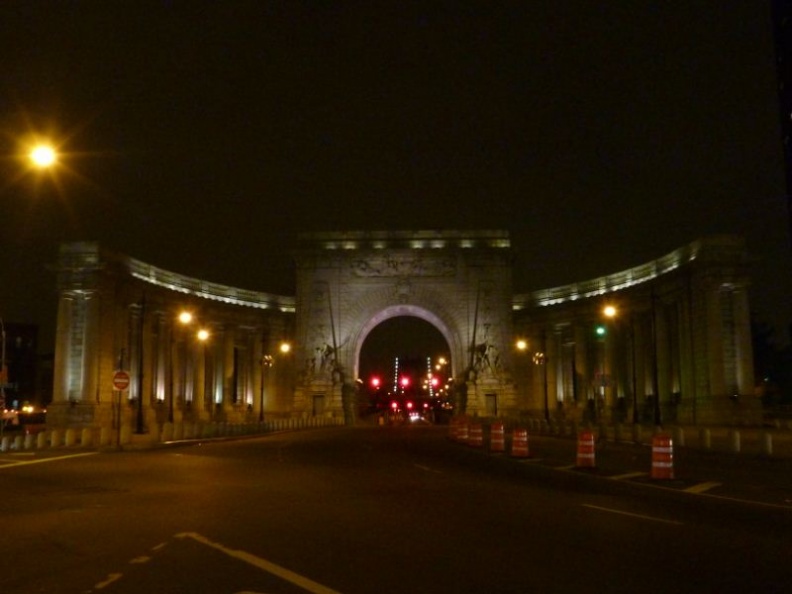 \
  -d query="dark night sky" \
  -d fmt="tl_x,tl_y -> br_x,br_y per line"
1,1 -> 791,351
